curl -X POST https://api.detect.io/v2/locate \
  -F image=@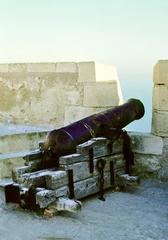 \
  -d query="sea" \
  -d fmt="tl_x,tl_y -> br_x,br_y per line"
119,73 -> 152,133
